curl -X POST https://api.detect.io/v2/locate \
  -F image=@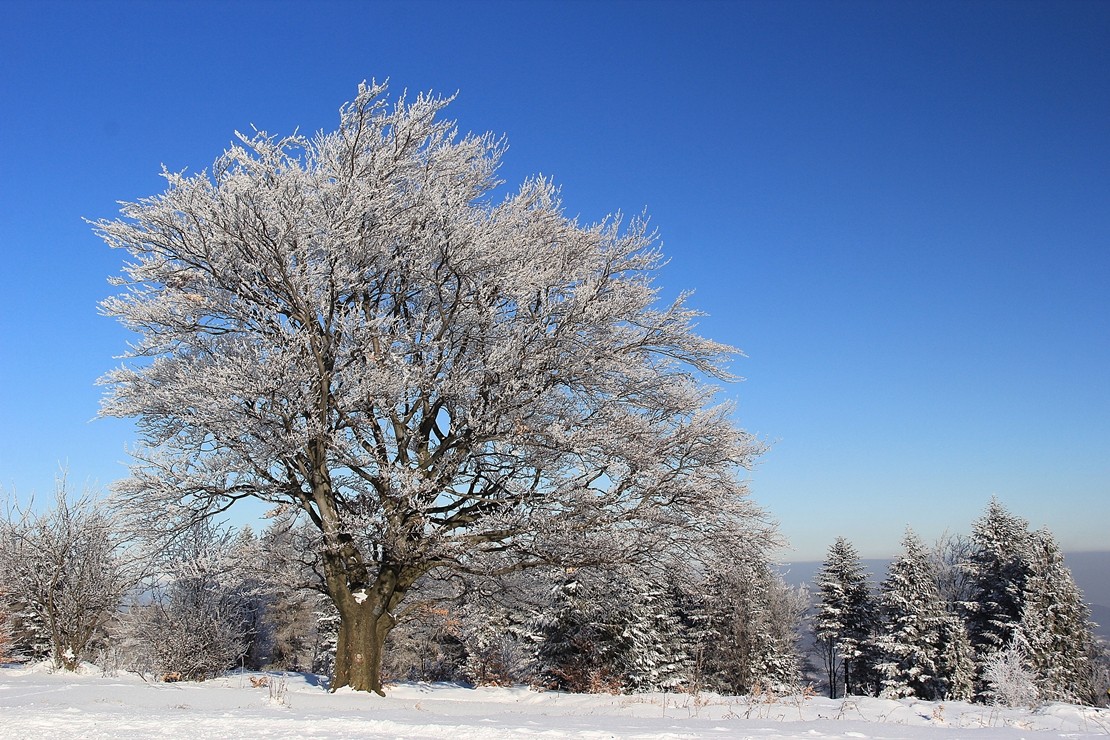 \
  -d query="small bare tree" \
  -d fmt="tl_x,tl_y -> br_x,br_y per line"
983,633 -> 1041,708
0,475 -> 134,670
